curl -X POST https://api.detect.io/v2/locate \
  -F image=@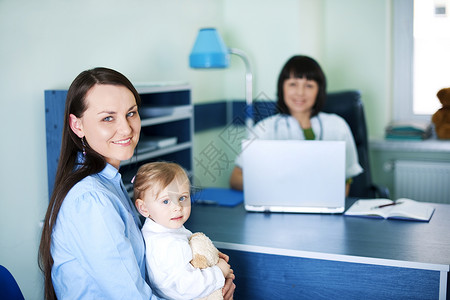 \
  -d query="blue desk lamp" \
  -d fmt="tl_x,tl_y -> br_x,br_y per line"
189,28 -> 253,128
